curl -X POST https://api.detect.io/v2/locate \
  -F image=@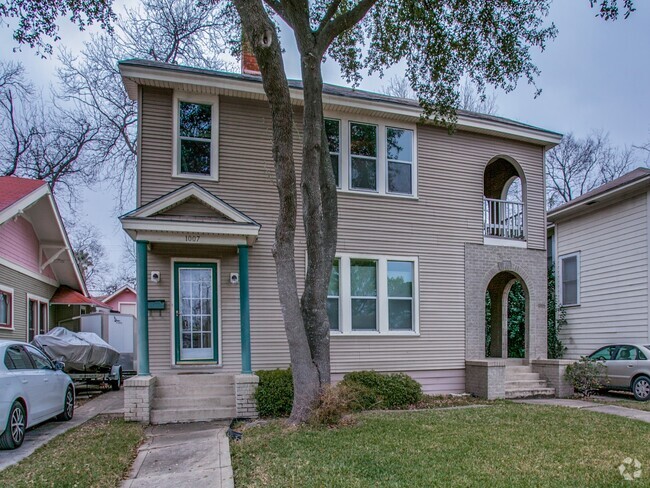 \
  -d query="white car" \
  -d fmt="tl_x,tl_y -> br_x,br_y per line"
0,340 -> 75,449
